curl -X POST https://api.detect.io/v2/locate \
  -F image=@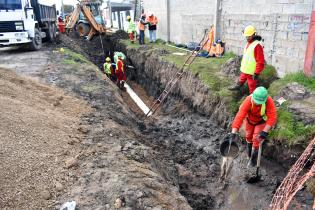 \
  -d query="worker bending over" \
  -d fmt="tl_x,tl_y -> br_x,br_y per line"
231,87 -> 277,166
229,25 -> 265,93
127,16 -> 136,43
116,54 -> 126,89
